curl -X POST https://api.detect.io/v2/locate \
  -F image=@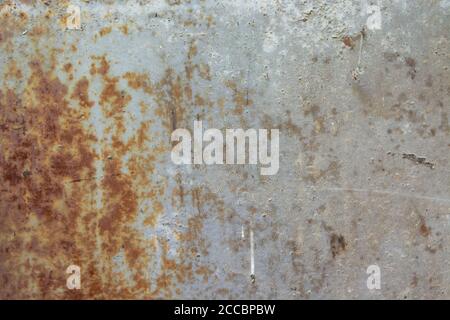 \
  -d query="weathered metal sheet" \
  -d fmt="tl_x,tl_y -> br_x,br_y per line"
0,0 -> 449,299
